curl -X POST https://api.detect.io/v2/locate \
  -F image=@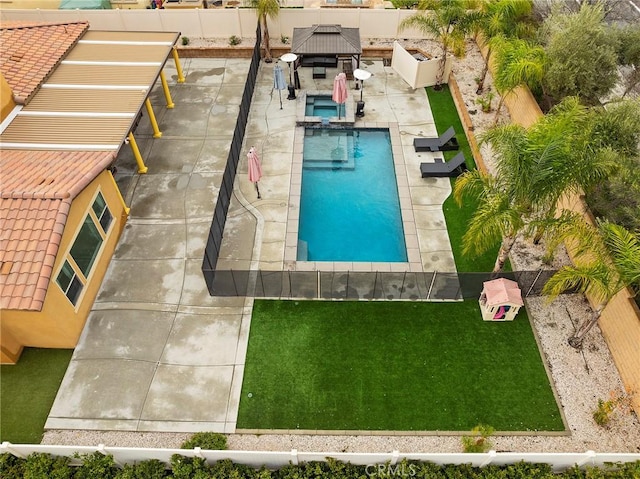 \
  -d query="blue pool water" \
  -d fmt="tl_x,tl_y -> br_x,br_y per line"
298,129 -> 407,262
305,95 -> 343,118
